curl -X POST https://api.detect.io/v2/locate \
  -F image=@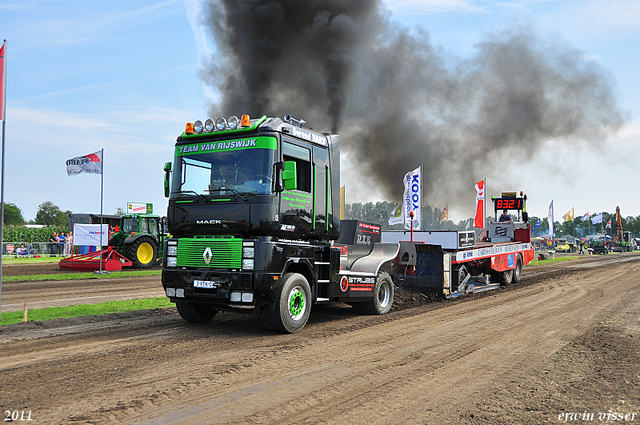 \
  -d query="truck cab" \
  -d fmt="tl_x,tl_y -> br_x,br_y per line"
162,114 -> 398,333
